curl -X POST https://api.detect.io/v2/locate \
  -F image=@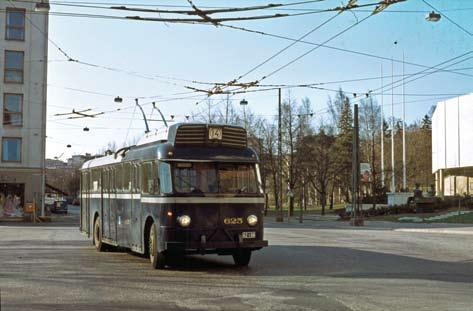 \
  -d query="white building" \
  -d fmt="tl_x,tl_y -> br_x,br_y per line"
0,1 -> 49,217
432,93 -> 473,197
